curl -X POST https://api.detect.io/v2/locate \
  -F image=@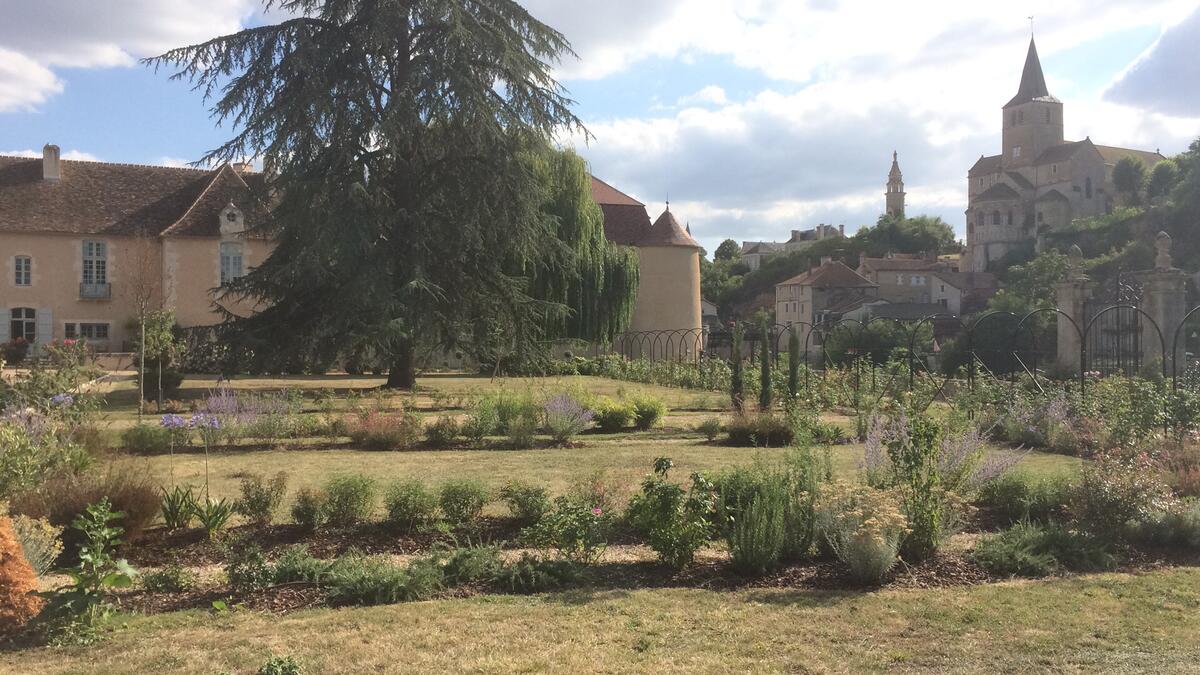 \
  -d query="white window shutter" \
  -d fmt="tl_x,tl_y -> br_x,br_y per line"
36,308 -> 52,347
